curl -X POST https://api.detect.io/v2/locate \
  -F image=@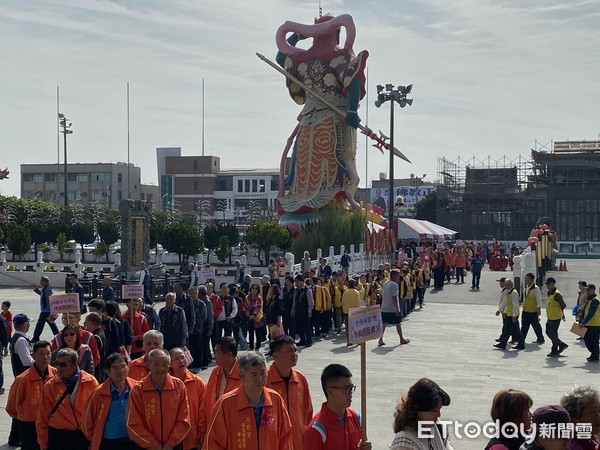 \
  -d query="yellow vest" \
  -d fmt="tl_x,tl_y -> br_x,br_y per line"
505,289 -> 519,316
333,286 -> 344,308
314,285 -> 330,312
546,289 -> 564,320
523,285 -> 539,313
583,295 -> 600,326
